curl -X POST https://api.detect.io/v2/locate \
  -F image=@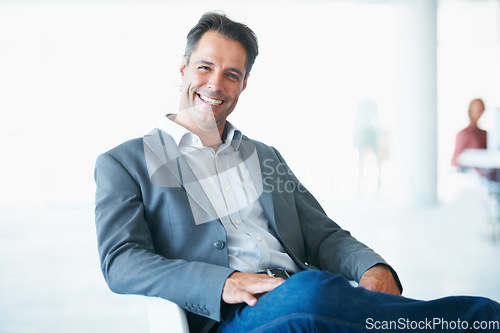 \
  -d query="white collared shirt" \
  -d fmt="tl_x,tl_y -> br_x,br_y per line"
158,115 -> 299,273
